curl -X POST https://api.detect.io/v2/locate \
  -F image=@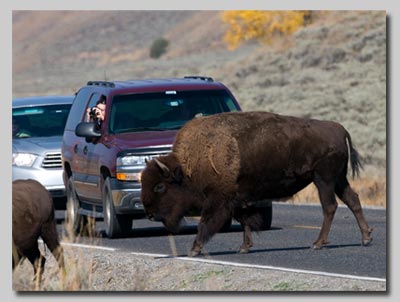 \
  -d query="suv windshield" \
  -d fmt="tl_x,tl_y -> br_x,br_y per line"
109,90 -> 238,134
13,104 -> 71,138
